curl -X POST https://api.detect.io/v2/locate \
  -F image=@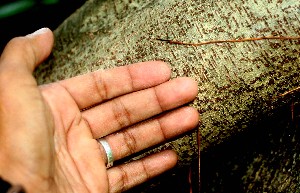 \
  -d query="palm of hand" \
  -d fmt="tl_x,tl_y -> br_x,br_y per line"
0,29 -> 199,193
